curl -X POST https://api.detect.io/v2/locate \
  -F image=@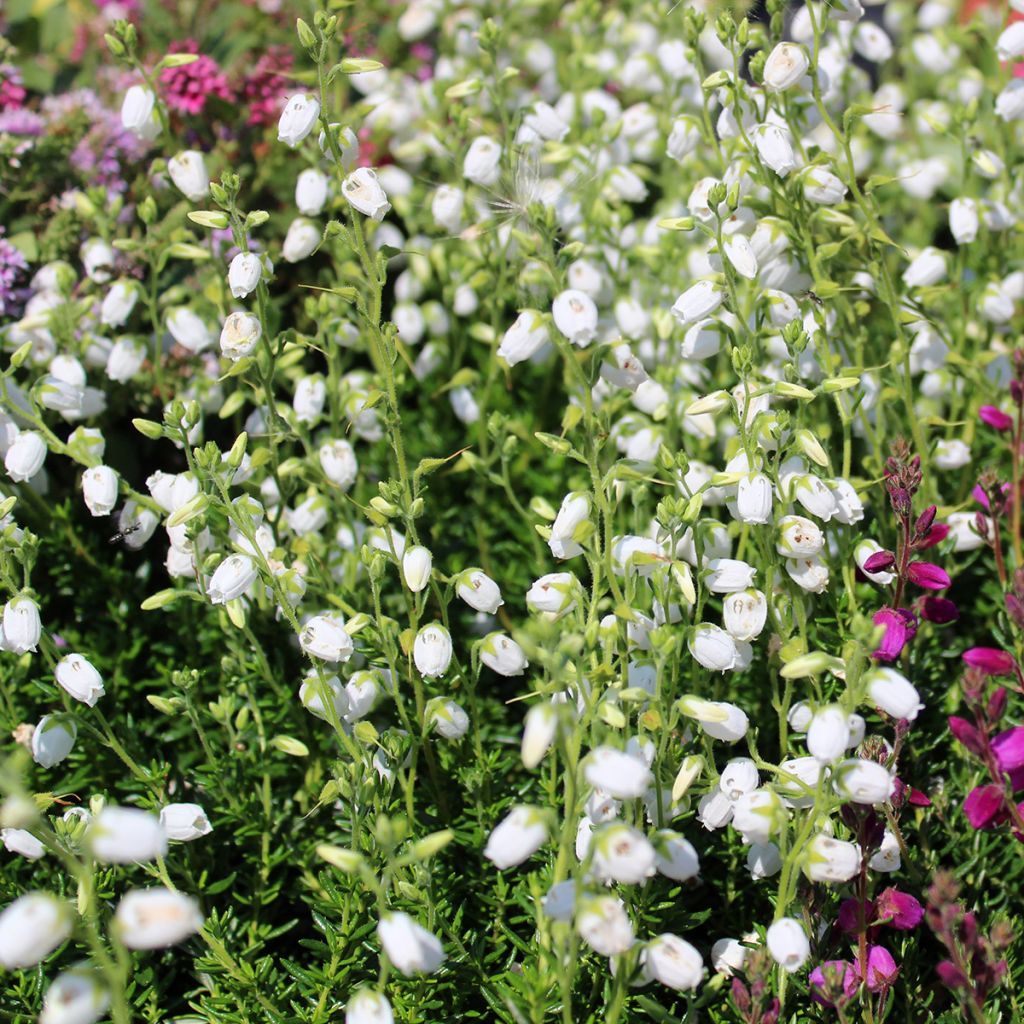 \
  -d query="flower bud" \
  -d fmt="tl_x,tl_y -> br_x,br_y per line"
413,624 -> 453,678
100,280 -> 139,328
521,702 -> 558,768
498,310 -> 548,366
106,337 -> 147,382
484,805 -> 548,868
3,595 -> 41,654
703,557 -> 756,594
114,888 -> 203,949
0,893 -> 72,969
299,673 -> 349,722
278,93 -> 320,147
735,473 -> 773,524
752,122 -> 797,176
671,280 -> 725,326
167,150 -> 210,202
688,623 -> 739,671
401,545 -> 432,593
